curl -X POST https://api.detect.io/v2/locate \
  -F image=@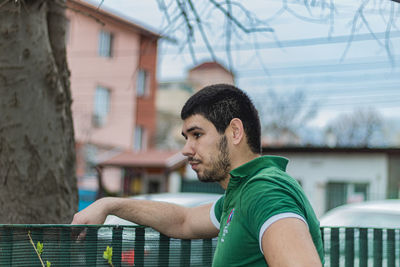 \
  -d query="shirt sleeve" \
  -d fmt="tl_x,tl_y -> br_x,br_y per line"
210,195 -> 224,230
240,176 -> 307,252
